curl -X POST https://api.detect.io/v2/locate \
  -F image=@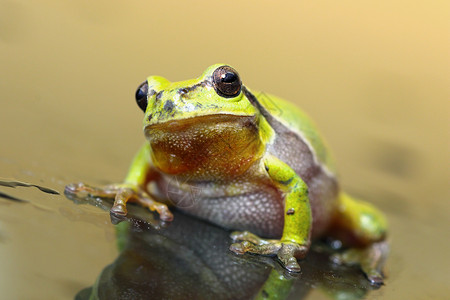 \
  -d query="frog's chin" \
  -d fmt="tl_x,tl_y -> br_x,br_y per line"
144,113 -> 263,177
